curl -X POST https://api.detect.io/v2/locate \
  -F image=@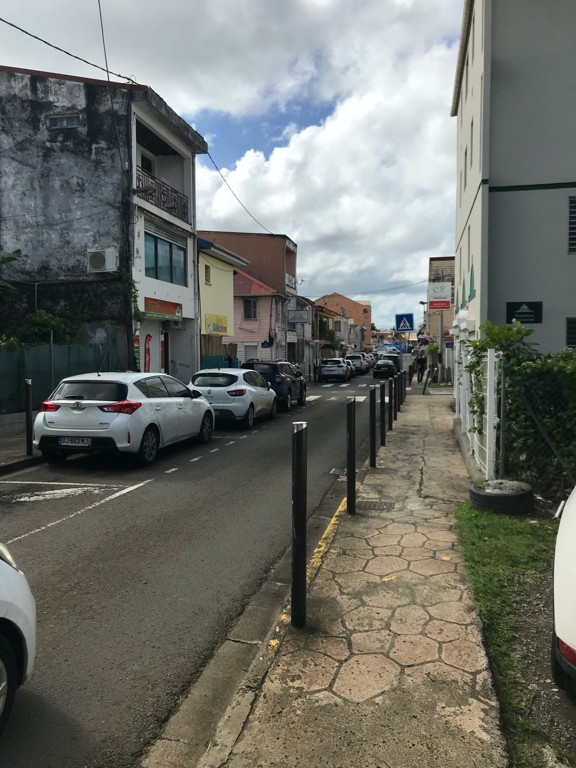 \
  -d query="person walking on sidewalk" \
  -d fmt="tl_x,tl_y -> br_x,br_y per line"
416,352 -> 427,383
